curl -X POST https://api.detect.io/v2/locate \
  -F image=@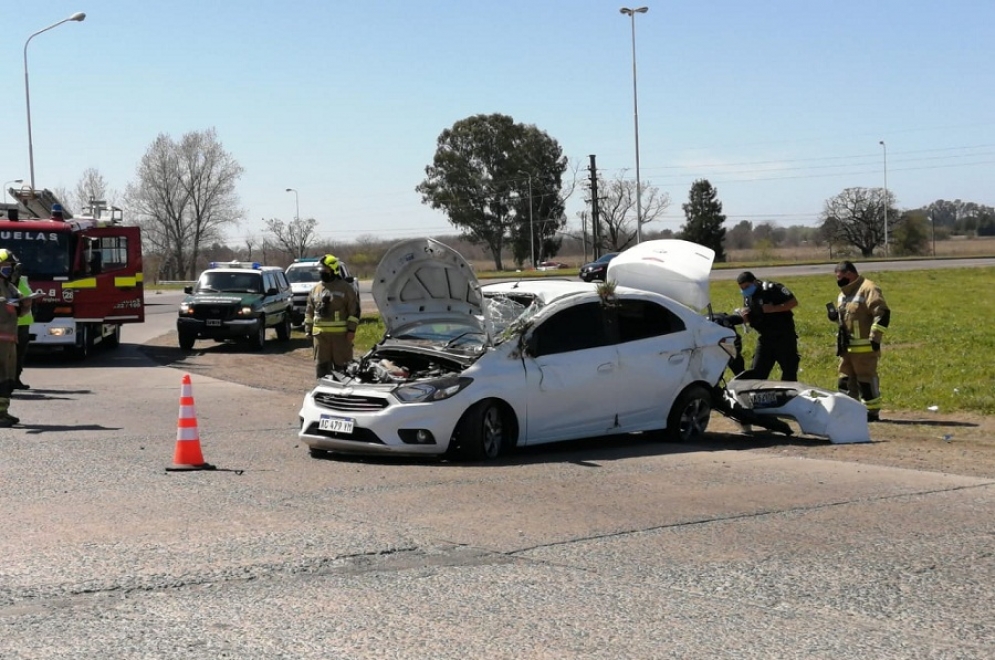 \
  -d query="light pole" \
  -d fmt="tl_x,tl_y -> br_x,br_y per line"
930,215 -> 936,258
879,140 -> 888,256
285,188 -> 299,221
24,12 -> 86,191
620,6 -> 648,245
517,171 -> 534,268
3,179 -> 24,201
